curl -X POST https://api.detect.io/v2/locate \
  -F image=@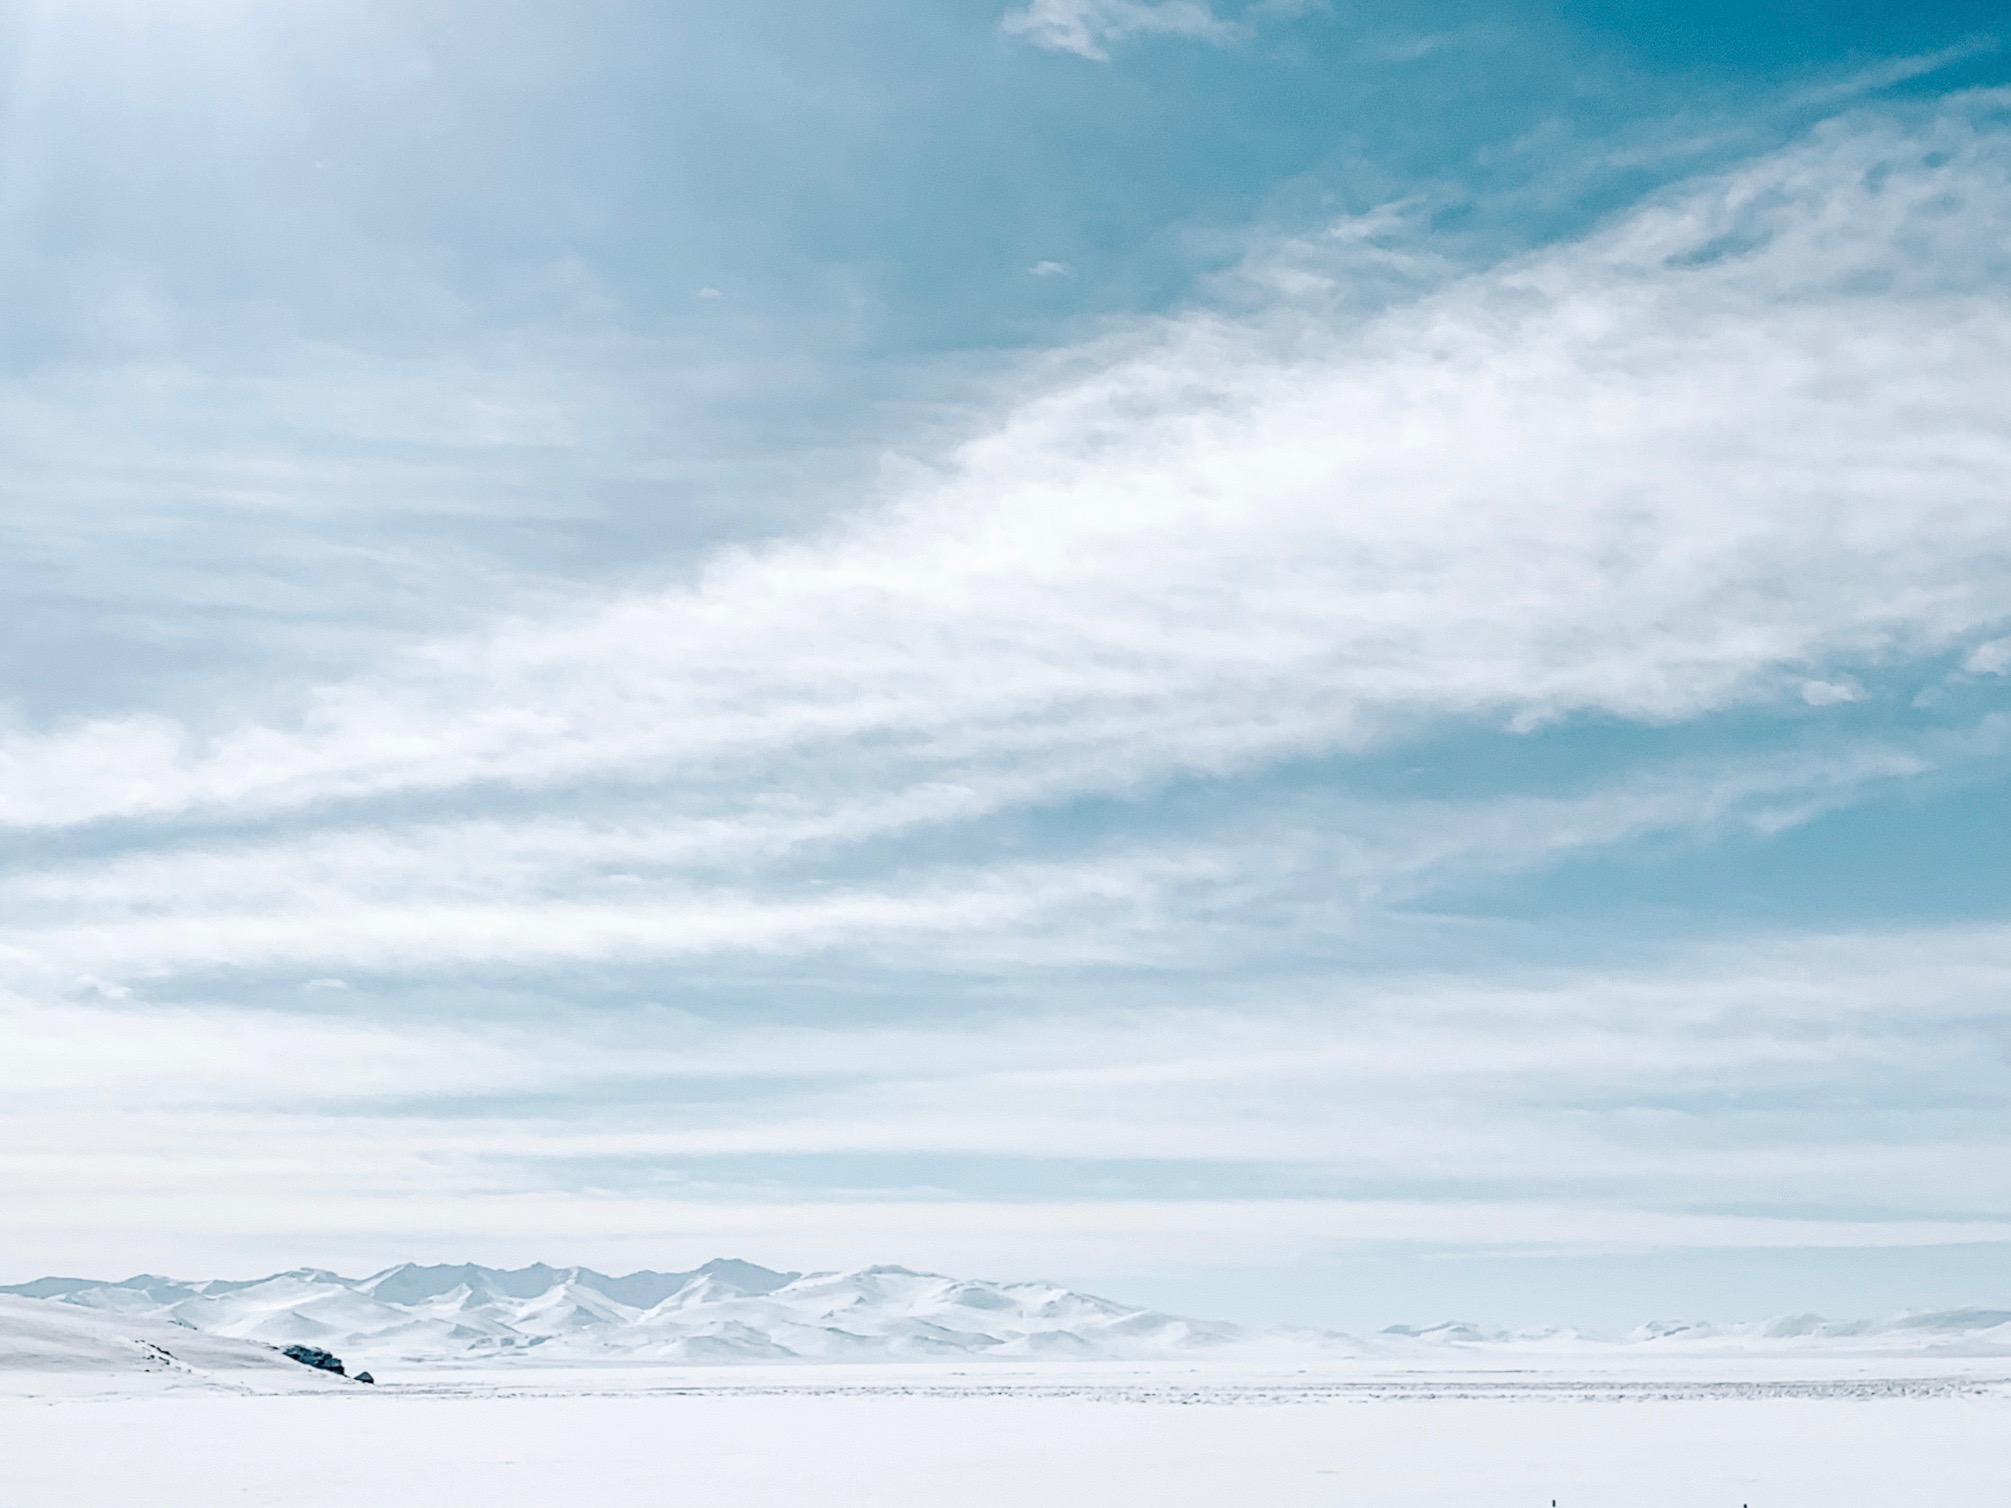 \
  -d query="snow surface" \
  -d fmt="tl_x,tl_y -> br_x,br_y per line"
0,1355 -> 2004,1507
4,1294 -> 2008,1505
